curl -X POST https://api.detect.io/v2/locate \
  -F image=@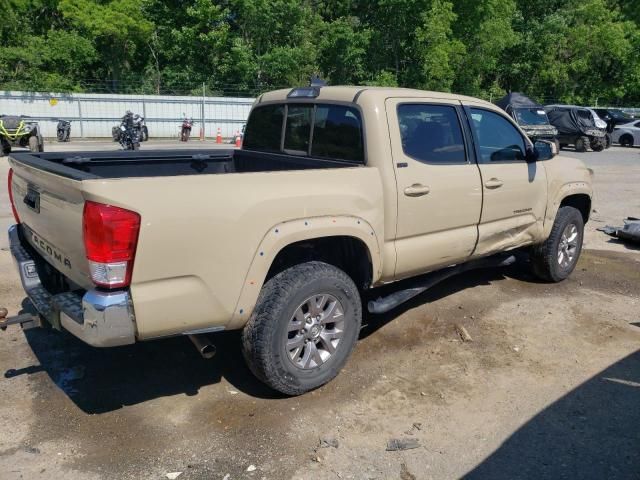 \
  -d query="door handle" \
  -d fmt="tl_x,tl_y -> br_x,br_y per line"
404,184 -> 431,197
484,178 -> 504,189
